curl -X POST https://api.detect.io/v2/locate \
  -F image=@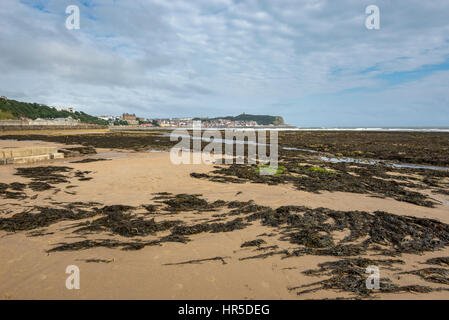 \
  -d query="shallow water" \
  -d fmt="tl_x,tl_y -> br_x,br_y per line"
319,156 -> 449,172
162,133 -> 449,172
